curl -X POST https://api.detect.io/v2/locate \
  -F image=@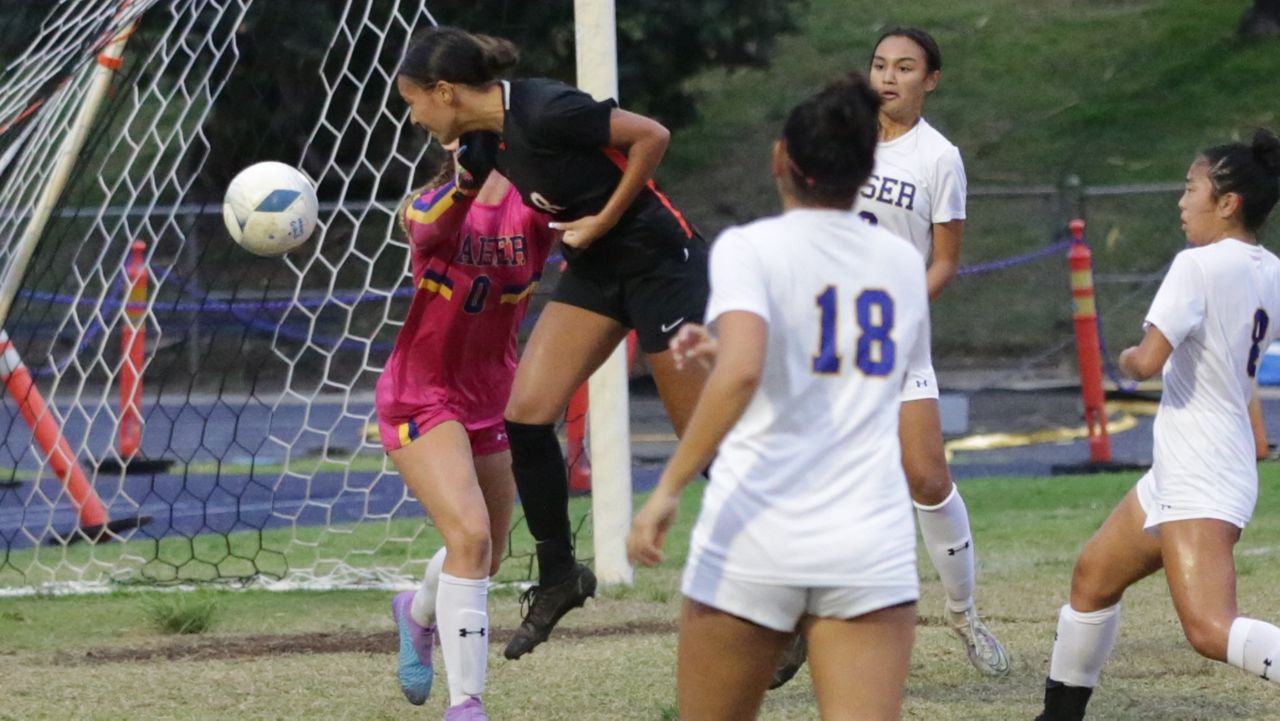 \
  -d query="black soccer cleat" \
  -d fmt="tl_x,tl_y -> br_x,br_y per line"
1033,677 -> 1093,721
768,633 -> 808,690
503,562 -> 597,660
